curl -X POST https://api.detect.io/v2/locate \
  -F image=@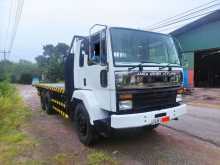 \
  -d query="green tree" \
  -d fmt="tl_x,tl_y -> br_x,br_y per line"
35,42 -> 69,82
